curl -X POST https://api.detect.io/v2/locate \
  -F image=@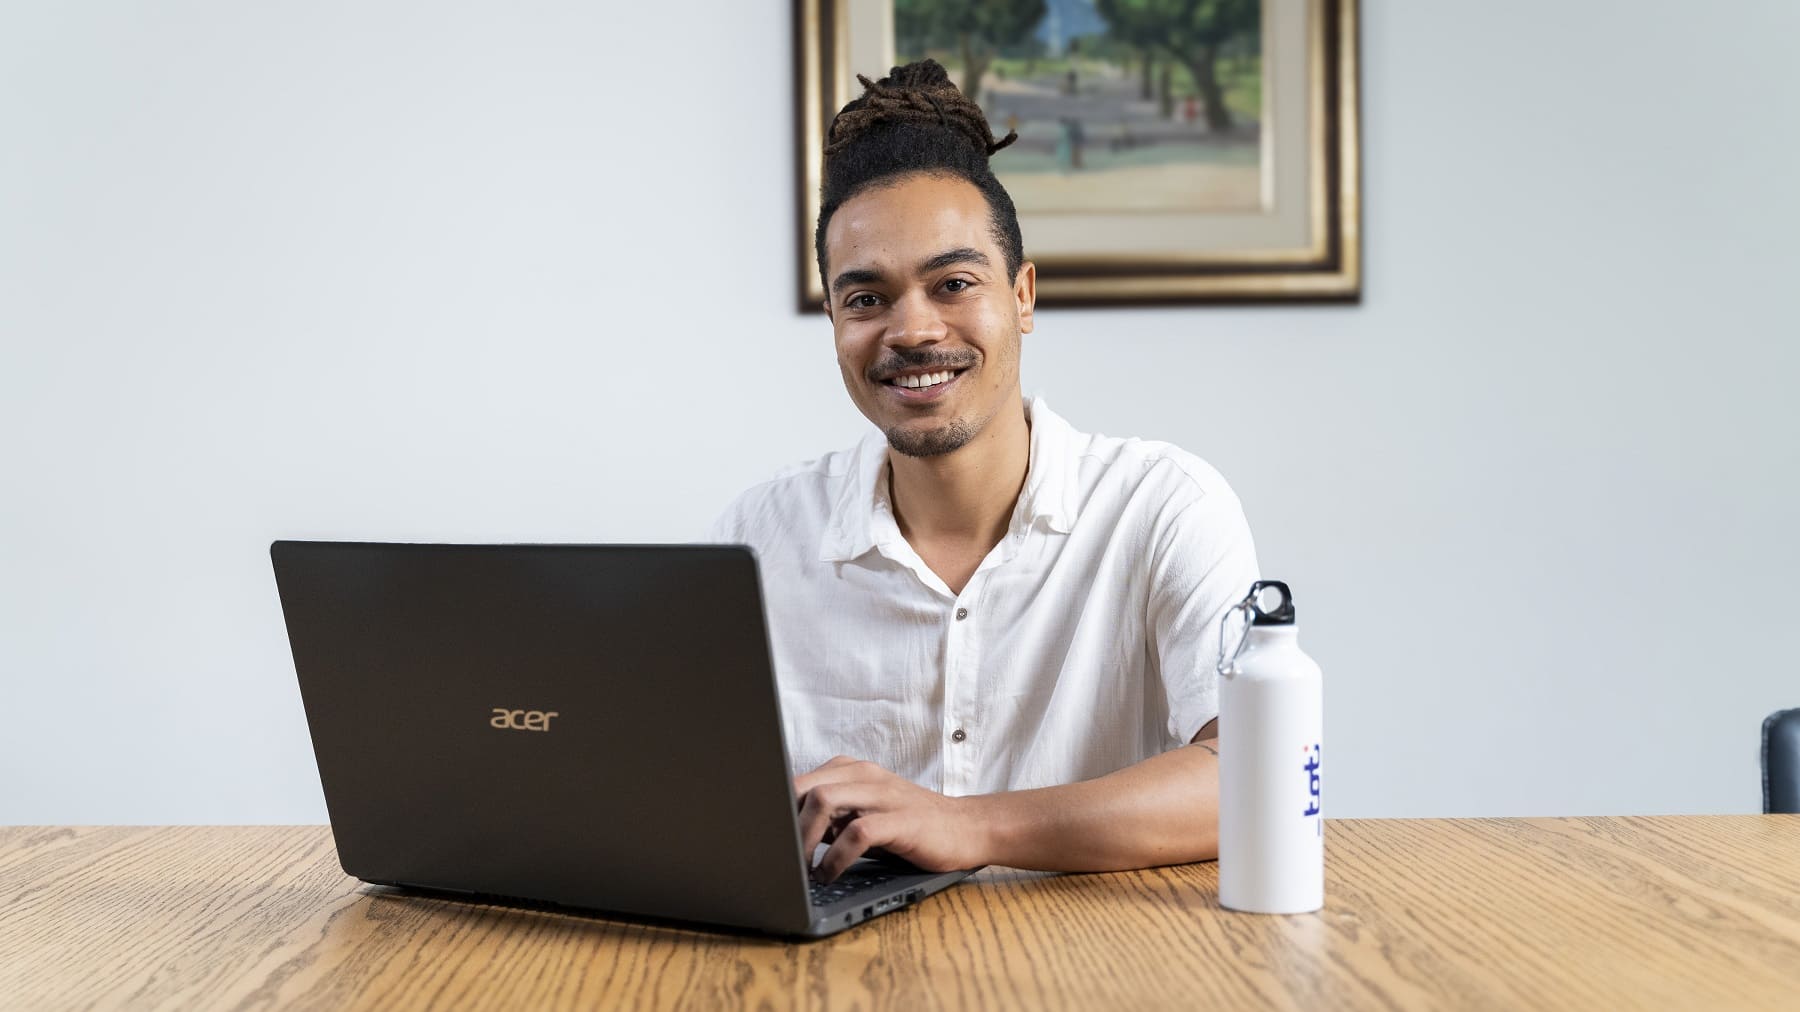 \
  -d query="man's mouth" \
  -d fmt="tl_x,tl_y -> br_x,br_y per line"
883,368 -> 967,391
